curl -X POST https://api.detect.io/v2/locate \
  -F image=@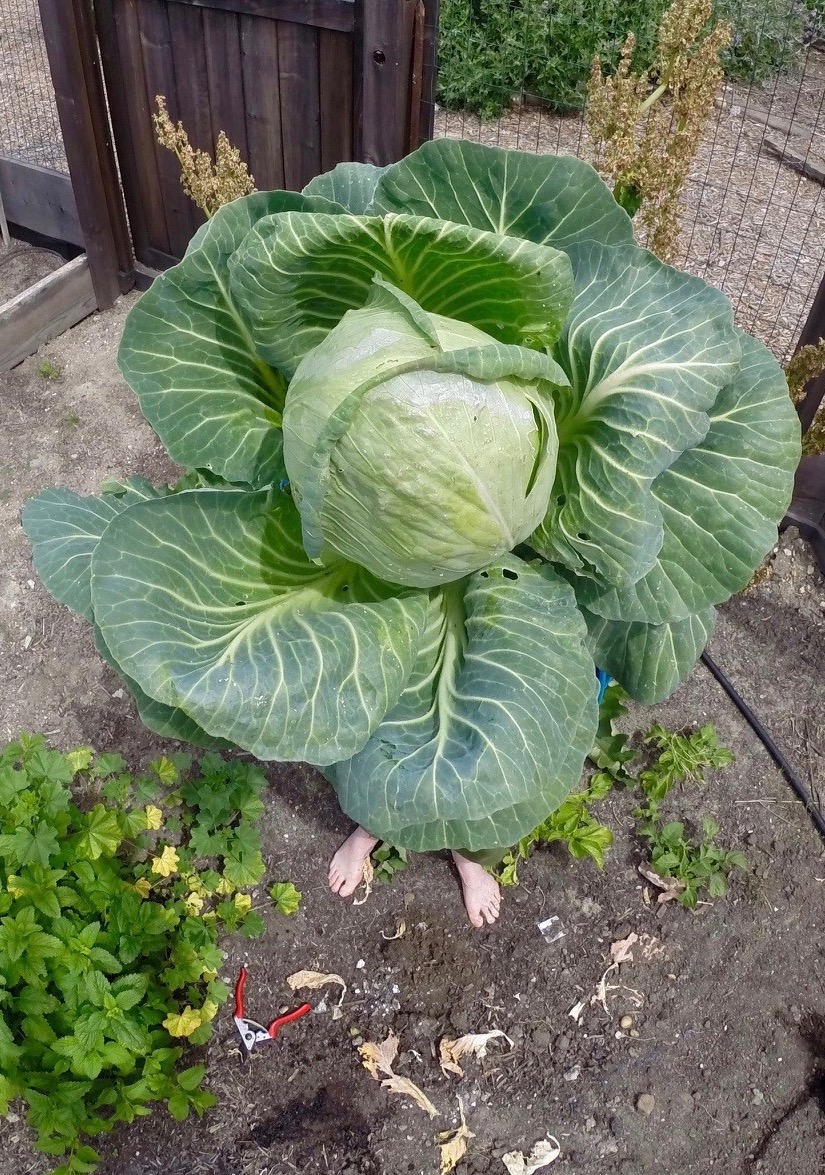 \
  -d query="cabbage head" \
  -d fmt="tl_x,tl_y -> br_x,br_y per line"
23,141 -> 800,852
